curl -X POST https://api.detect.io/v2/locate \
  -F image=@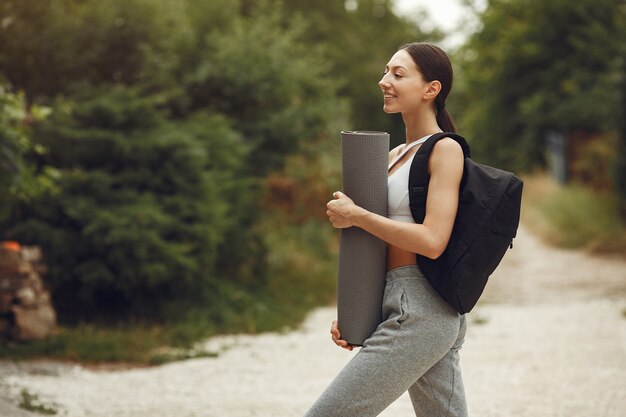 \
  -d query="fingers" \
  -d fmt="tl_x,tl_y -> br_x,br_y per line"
328,191 -> 344,206
326,192 -> 352,229
330,320 -> 353,351
335,339 -> 353,351
325,209 -> 342,228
